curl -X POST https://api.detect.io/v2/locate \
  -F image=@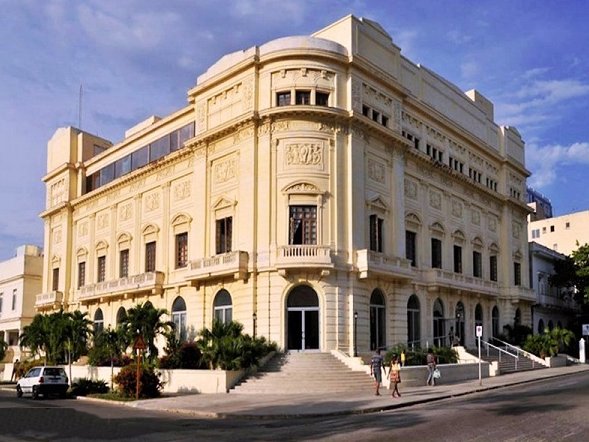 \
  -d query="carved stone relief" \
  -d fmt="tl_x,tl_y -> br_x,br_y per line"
145,192 -> 160,212
213,156 -> 238,184
367,158 -> 385,184
429,190 -> 442,210
78,221 -> 88,237
404,179 -> 418,200
488,216 -> 497,232
285,143 -> 323,168
119,203 -> 132,221
97,213 -> 109,230
49,178 -> 66,207
512,221 -> 521,239
174,180 -> 191,201
452,199 -> 463,218
53,228 -> 62,244
471,209 -> 481,226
